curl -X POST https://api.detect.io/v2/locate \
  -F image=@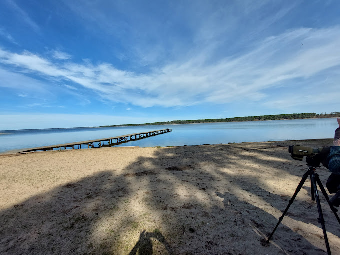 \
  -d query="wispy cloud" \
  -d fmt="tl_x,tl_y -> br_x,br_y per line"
64,84 -> 77,90
5,0 -> 40,33
1,26 -> 340,110
61,0 -> 296,67
52,50 -> 72,60
0,27 -> 18,45
0,67 -> 47,92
